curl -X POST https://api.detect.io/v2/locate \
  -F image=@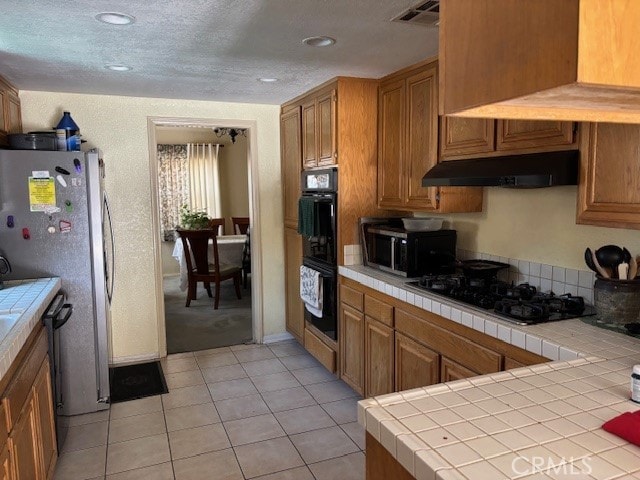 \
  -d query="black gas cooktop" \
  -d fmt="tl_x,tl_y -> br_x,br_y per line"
408,273 -> 596,325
